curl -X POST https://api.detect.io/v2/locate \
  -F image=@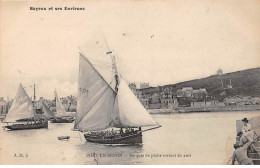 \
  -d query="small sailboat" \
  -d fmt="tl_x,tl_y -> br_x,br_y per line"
3,84 -> 48,130
74,49 -> 161,144
39,99 -> 55,120
50,90 -> 75,123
